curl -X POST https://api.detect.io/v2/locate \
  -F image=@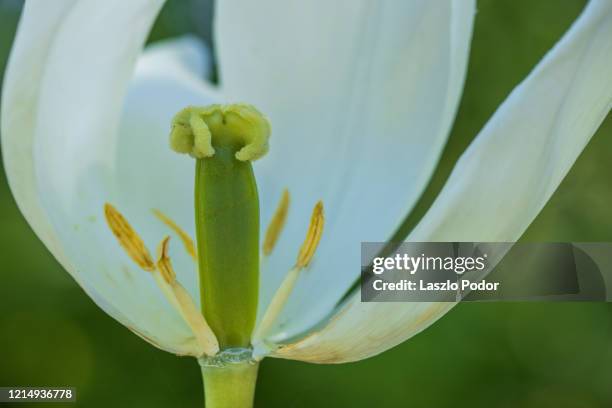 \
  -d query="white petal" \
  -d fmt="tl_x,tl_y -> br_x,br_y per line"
216,0 -> 476,338
1,1 -> 219,355
2,0 -> 77,282
272,0 -> 612,362
136,34 -> 213,80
